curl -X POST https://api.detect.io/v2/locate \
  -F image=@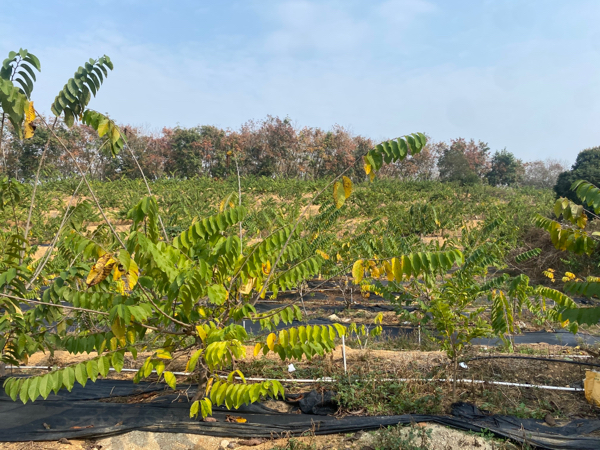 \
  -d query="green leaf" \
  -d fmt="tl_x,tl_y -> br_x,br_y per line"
39,375 -> 52,400
111,352 -> 124,372
190,400 -> 200,418
27,376 -> 39,402
75,363 -> 88,387
98,356 -> 110,377
164,371 -> 177,390
86,360 -> 99,382
63,367 -> 75,392
208,284 -> 228,305
19,378 -> 30,404
201,398 -> 213,418
186,349 -> 203,373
